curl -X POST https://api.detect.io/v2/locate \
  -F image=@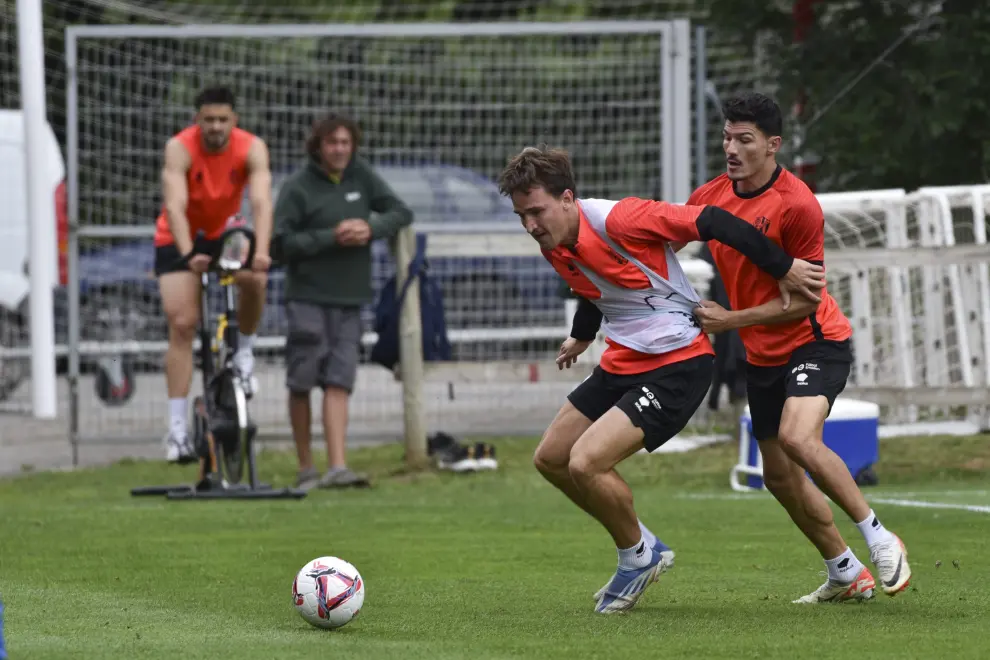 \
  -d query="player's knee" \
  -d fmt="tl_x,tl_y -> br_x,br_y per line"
533,436 -> 567,475
167,313 -> 198,343
566,450 -> 599,483
776,422 -> 817,460
777,397 -> 828,455
236,270 -> 266,295
761,464 -> 797,498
